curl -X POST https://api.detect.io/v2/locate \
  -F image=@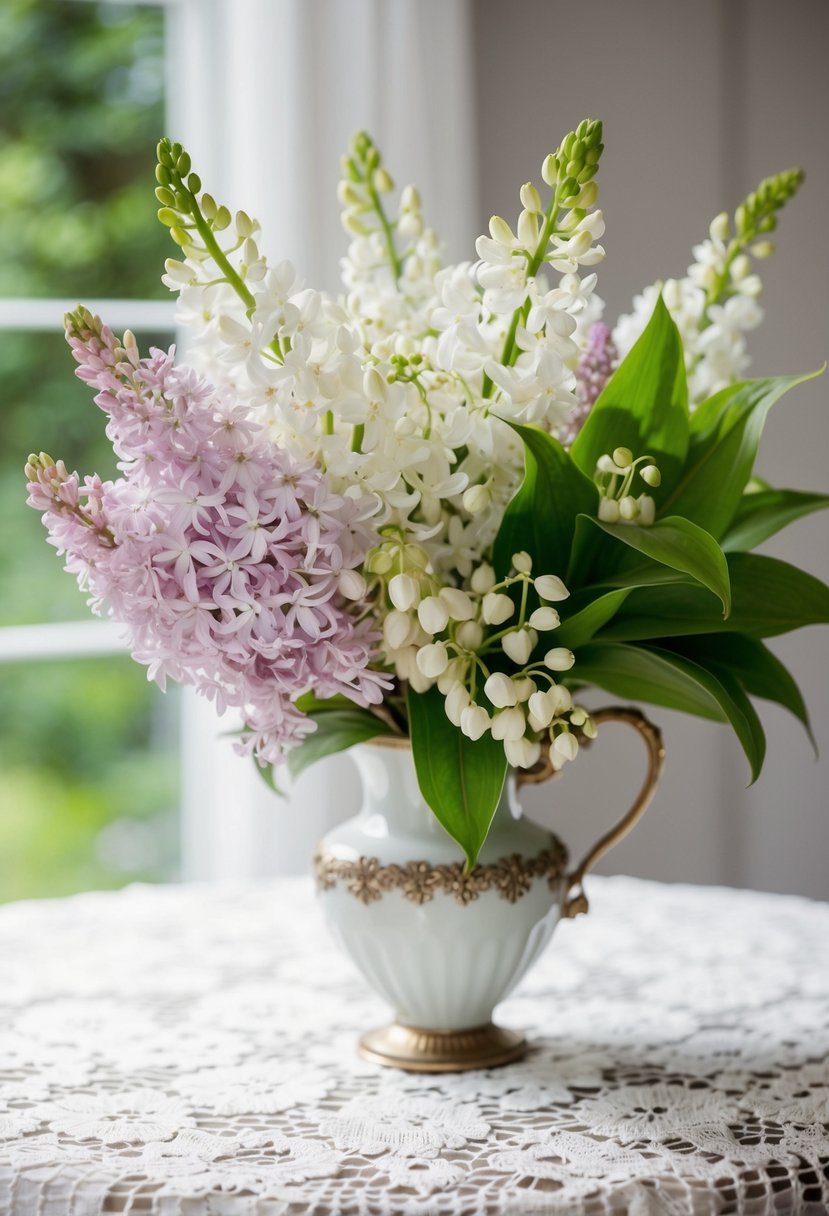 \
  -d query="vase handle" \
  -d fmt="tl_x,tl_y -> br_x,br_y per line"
517,706 -> 665,919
